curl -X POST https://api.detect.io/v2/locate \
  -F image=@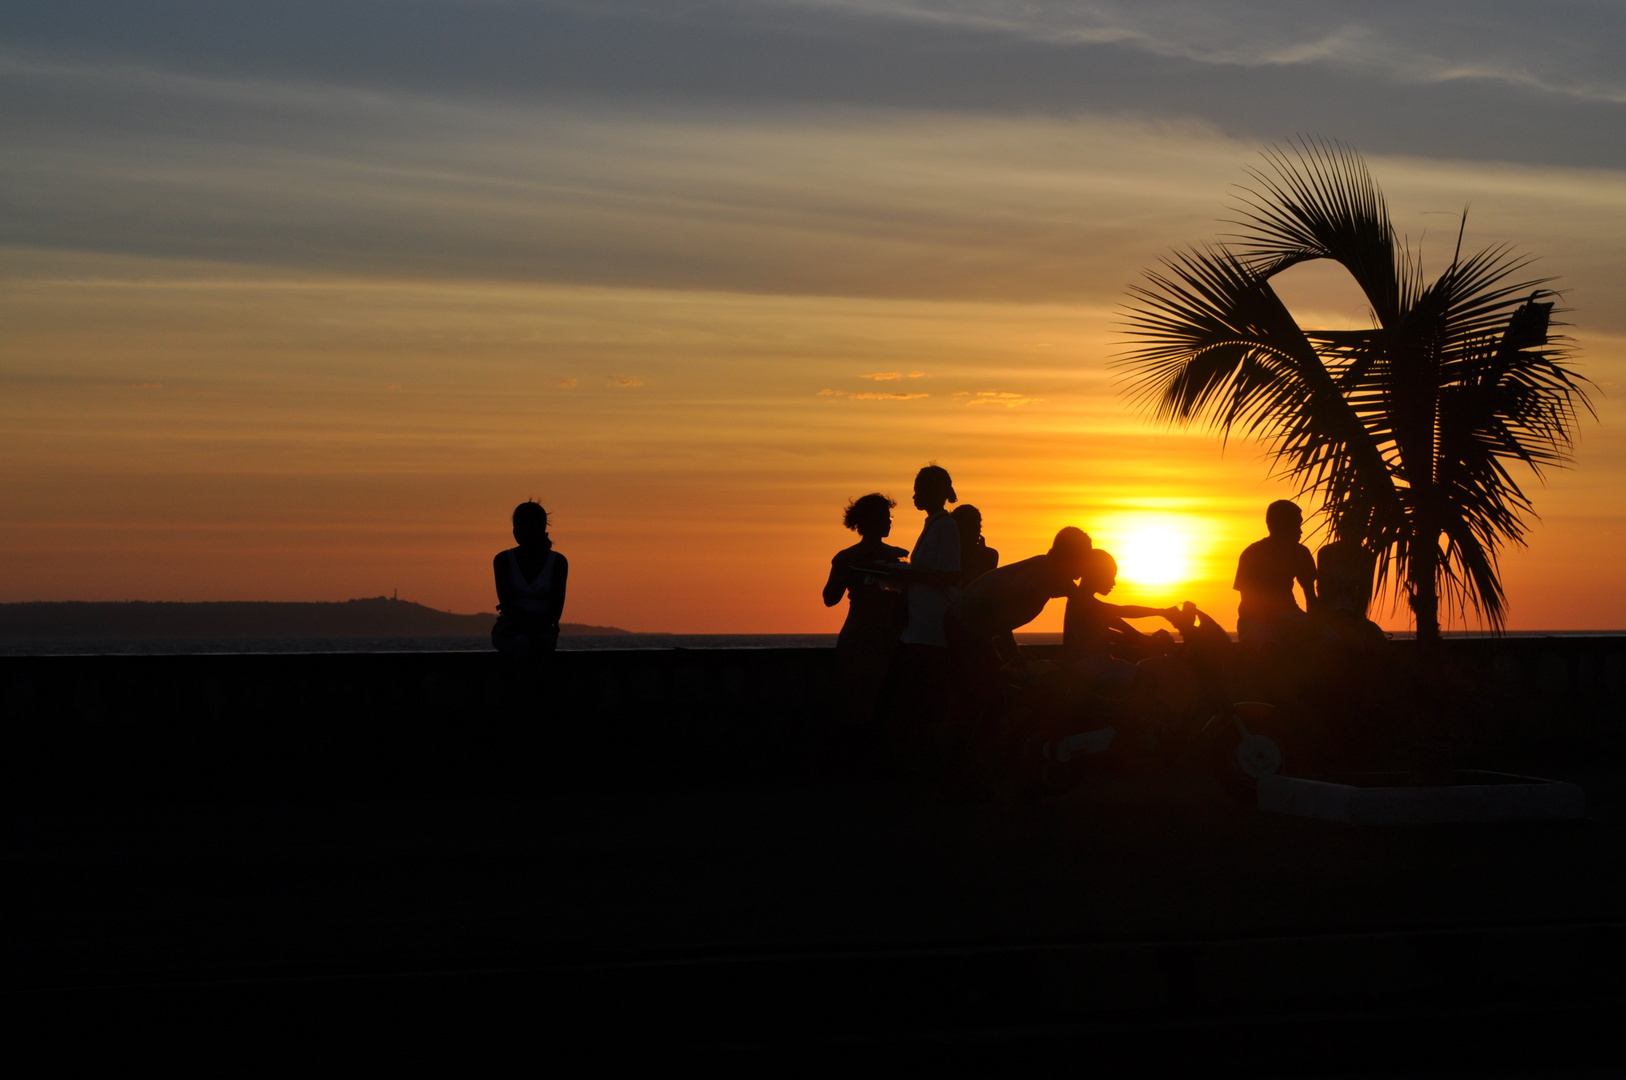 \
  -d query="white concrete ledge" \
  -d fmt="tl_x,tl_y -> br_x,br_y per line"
1258,771 -> 1586,824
